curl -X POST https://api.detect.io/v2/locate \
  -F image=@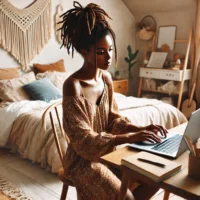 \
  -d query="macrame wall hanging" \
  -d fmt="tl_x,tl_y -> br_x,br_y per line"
55,1 -> 63,44
0,0 -> 52,71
